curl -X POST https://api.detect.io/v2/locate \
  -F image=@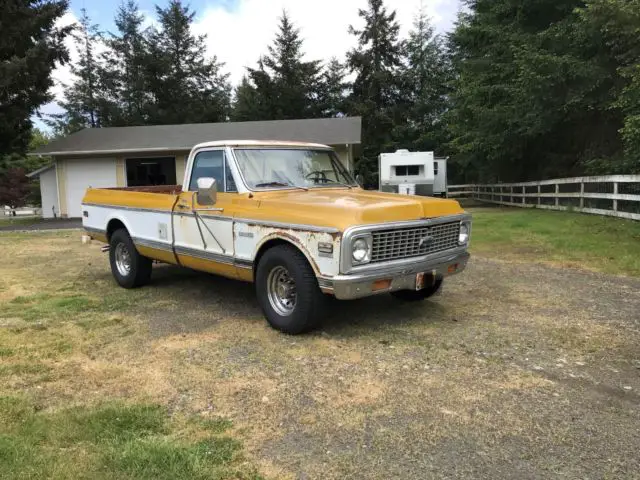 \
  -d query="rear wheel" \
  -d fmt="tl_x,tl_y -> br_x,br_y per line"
391,278 -> 443,302
109,229 -> 152,289
256,245 -> 325,334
